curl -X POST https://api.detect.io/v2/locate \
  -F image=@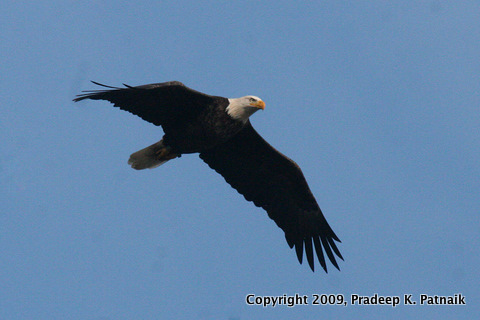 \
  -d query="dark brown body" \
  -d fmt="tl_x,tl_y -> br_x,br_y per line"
162,97 -> 245,154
